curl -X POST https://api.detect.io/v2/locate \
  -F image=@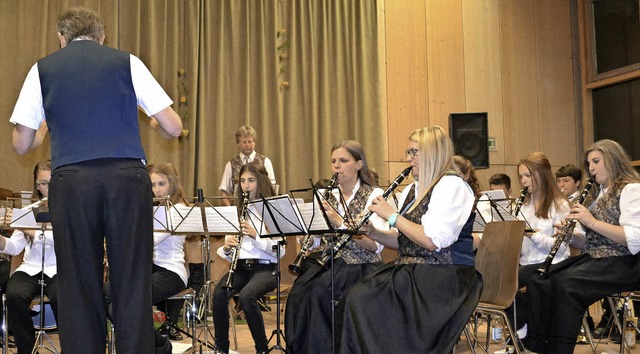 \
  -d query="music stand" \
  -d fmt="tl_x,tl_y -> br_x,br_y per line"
250,194 -> 312,354
10,200 -> 58,354
153,190 -> 240,352
288,185 -> 356,354
481,192 -> 534,232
